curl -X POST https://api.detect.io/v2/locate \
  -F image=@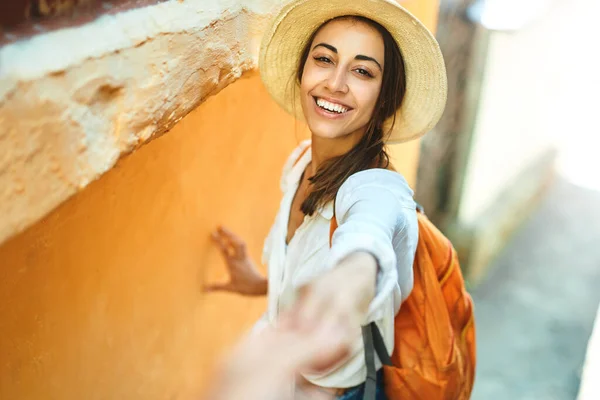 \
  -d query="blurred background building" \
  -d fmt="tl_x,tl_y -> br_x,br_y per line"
0,0 -> 598,399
